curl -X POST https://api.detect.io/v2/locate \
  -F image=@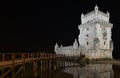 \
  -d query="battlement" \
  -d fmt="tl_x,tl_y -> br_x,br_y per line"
81,5 -> 110,24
